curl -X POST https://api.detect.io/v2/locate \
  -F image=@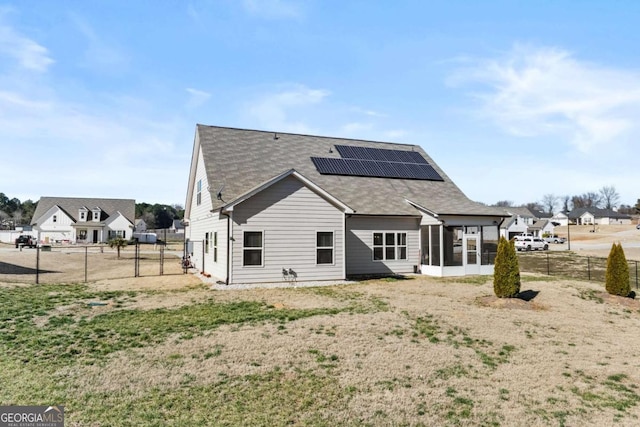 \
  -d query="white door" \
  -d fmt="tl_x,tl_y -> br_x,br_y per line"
464,235 -> 480,274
